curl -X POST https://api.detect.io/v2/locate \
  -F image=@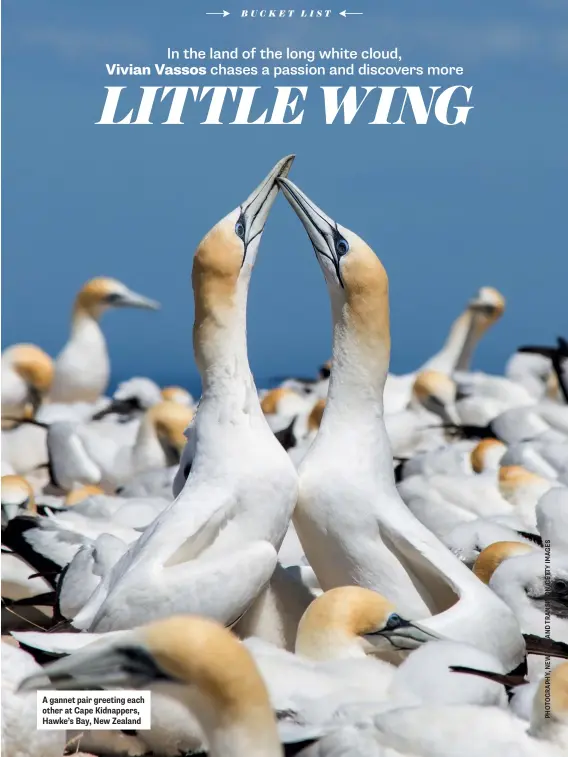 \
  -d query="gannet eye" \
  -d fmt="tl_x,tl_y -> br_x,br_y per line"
552,579 -> 568,594
335,238 -> 349,257
385,613 -> 403,630
235,219 -> 246,239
